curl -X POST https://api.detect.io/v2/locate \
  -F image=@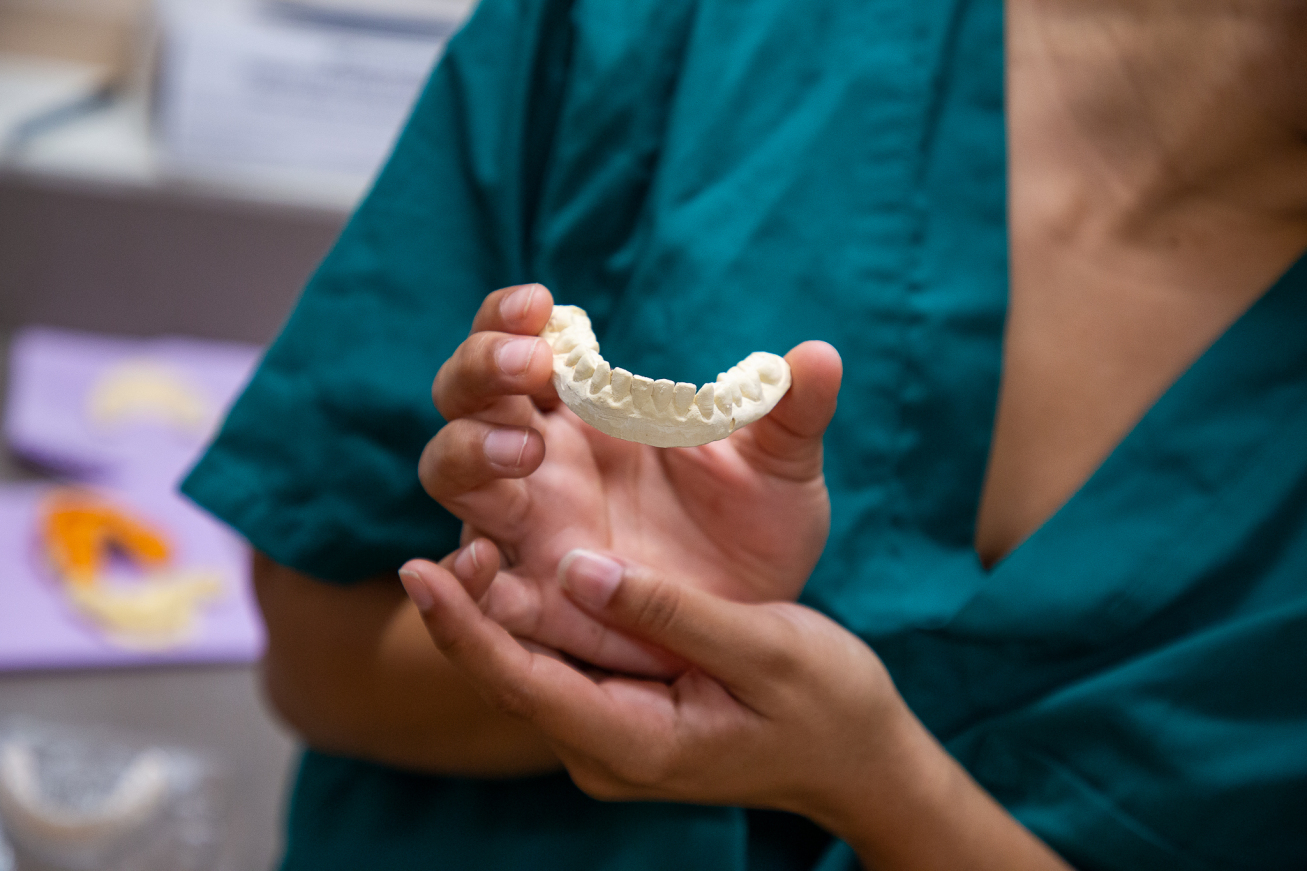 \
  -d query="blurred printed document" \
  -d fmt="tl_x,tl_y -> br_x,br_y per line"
155,0 -> 476,179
